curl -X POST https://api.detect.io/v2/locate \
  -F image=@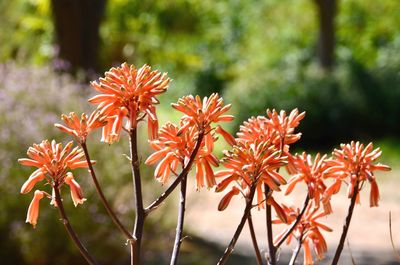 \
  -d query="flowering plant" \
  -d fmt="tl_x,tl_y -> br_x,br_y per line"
19,63 -> 391,265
